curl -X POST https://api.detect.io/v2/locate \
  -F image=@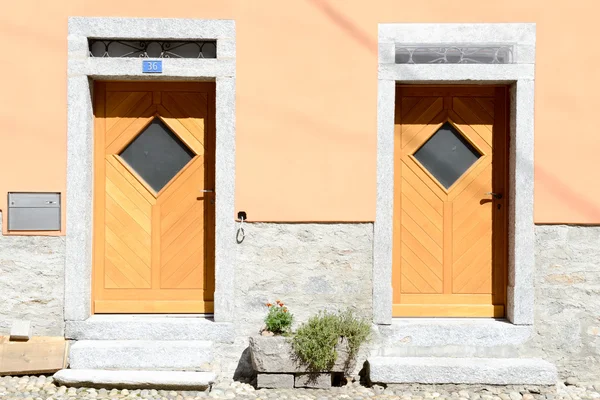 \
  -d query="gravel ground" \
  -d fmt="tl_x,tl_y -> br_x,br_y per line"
1,375 -> 599,400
